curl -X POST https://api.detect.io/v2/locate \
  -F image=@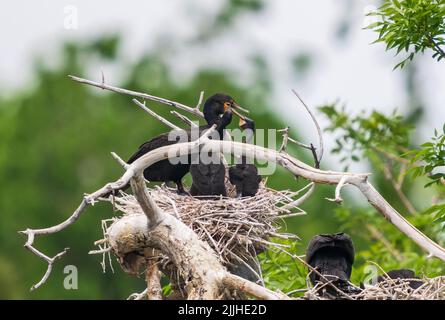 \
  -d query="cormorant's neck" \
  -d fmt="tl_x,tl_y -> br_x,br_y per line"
214,111 -> 232,139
